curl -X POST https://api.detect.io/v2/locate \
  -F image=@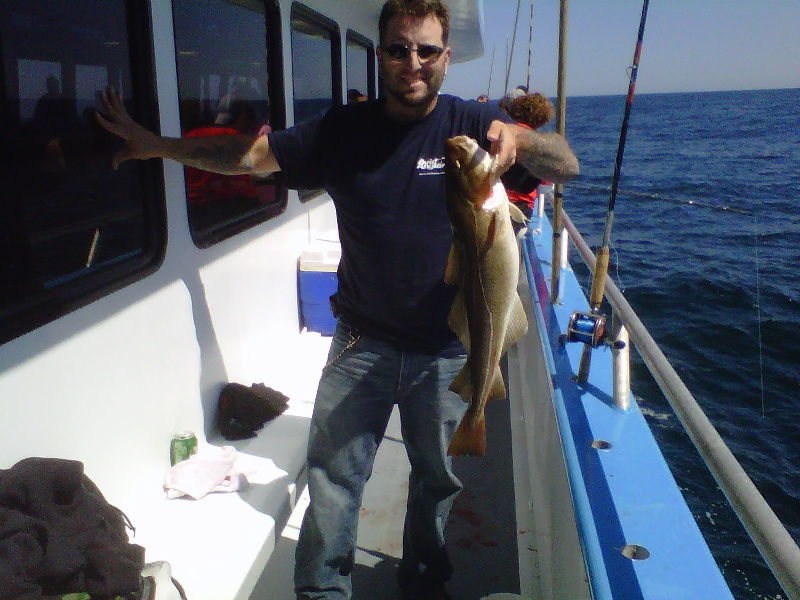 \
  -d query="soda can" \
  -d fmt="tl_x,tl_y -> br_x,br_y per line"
170,431 -> 198,466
